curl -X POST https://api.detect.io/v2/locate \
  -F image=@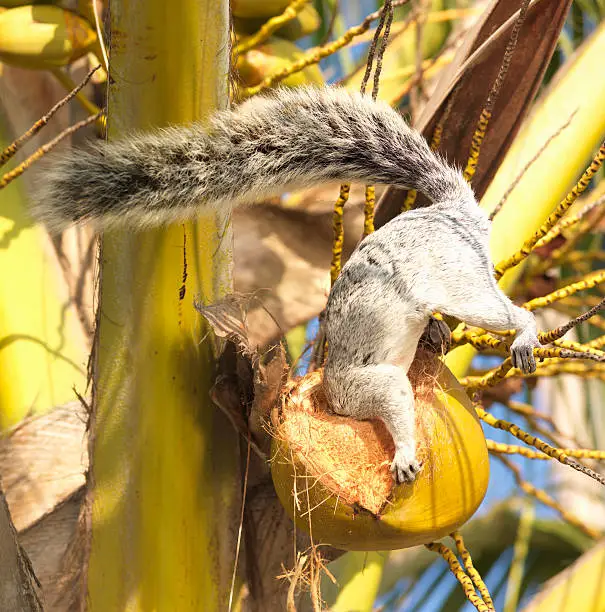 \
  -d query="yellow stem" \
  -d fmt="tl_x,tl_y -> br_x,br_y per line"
451,531 -> 495,611
523,269 -> 605,311
494,143 -> 605,279
425,542 -> 489,612
363,185 -> 376,237
487,440 -> 605,461
330,183 -> 350,286
236,0 -> 309,55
